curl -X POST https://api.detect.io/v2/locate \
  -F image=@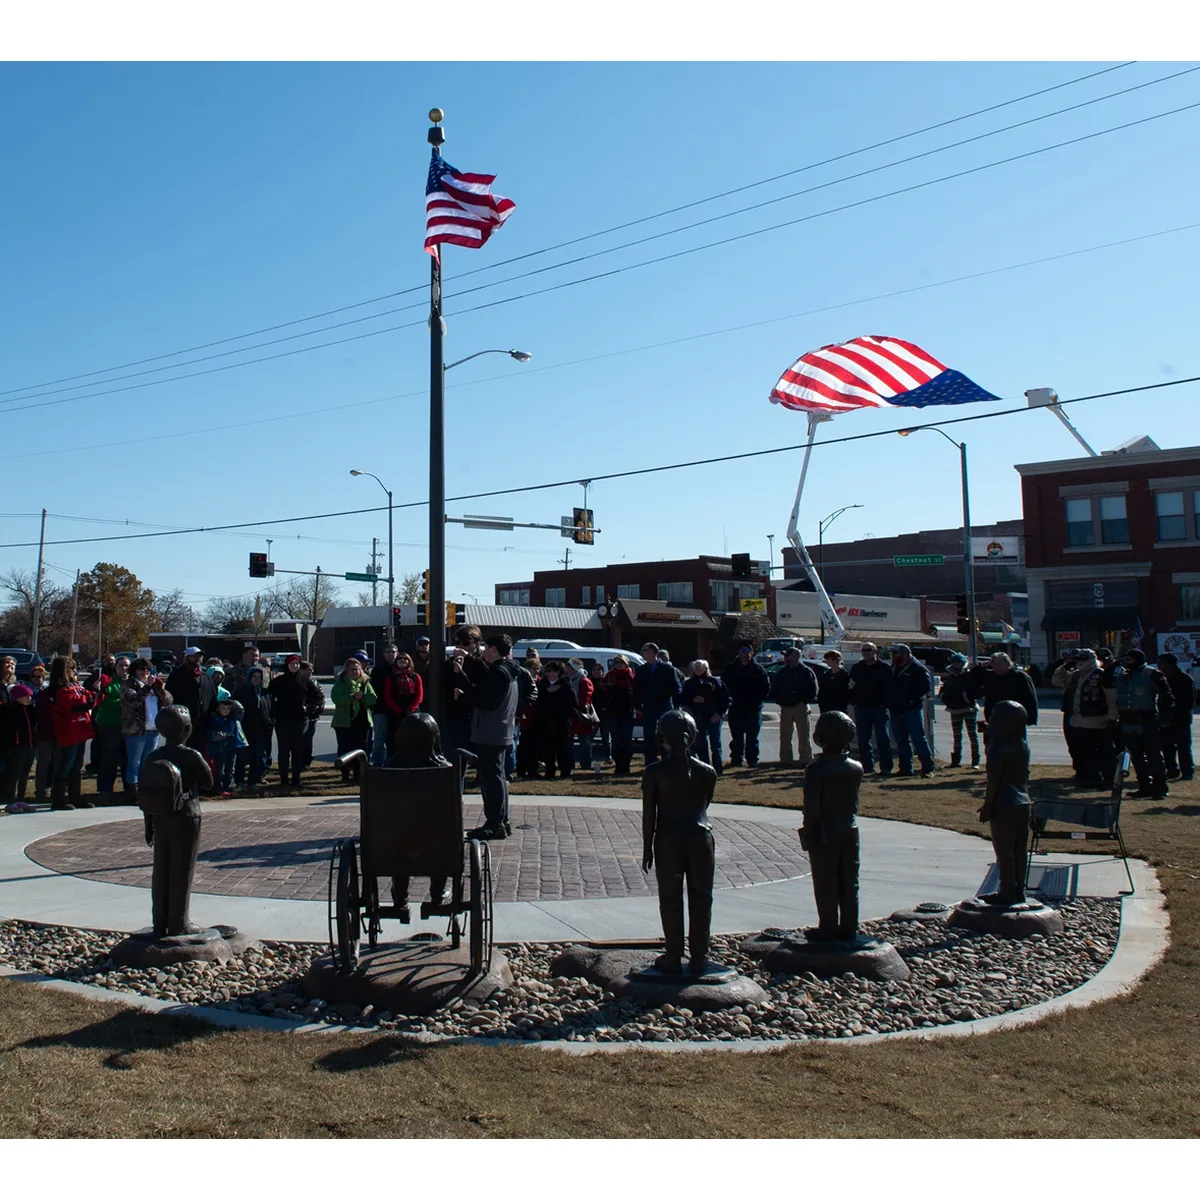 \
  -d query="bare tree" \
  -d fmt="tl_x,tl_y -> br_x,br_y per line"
151,587 -> 195,632
0,567 -> 65,647
266,574 -> 342,622
355,589 -> 376,607
399,571 -> 424,604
